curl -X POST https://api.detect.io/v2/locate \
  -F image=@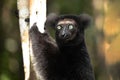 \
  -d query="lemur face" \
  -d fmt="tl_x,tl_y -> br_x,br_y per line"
55,19 -> 78,42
